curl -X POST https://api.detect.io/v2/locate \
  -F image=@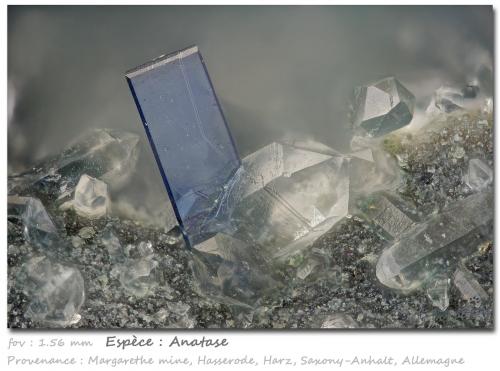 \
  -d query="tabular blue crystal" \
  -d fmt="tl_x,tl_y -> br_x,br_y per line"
126,46 -> 241,246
